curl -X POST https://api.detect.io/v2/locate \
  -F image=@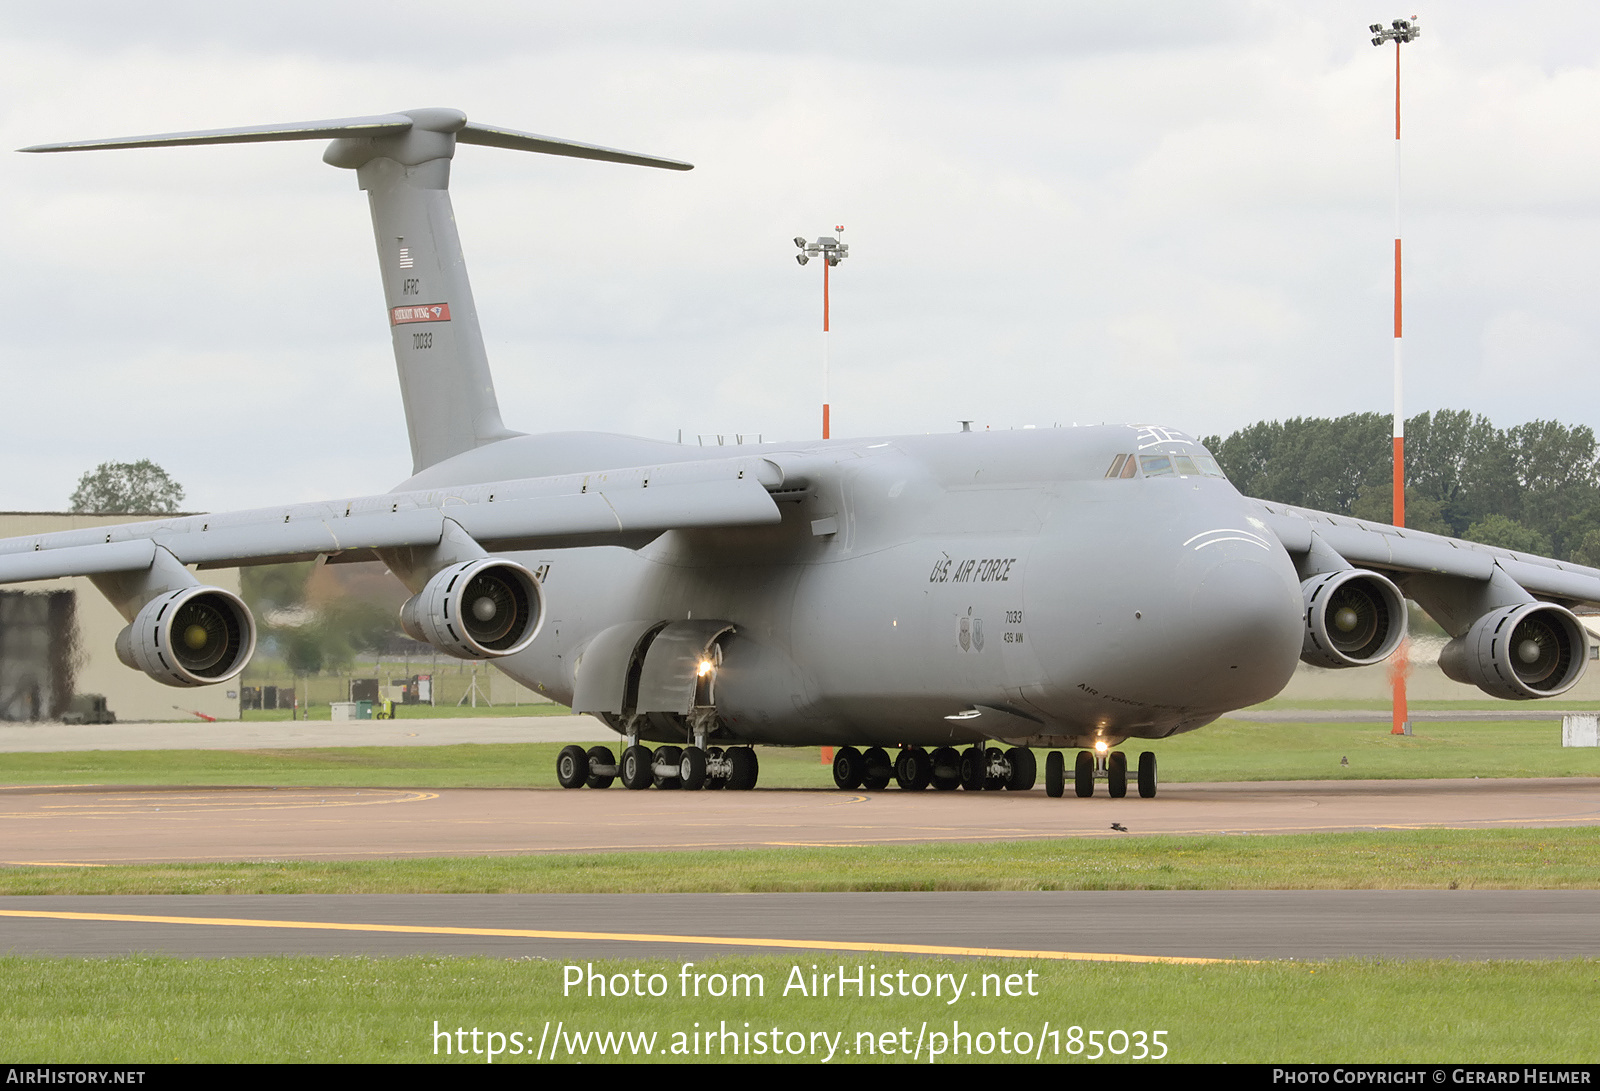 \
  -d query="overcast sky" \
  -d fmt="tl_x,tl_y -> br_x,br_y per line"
3,2 -> 1598,512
